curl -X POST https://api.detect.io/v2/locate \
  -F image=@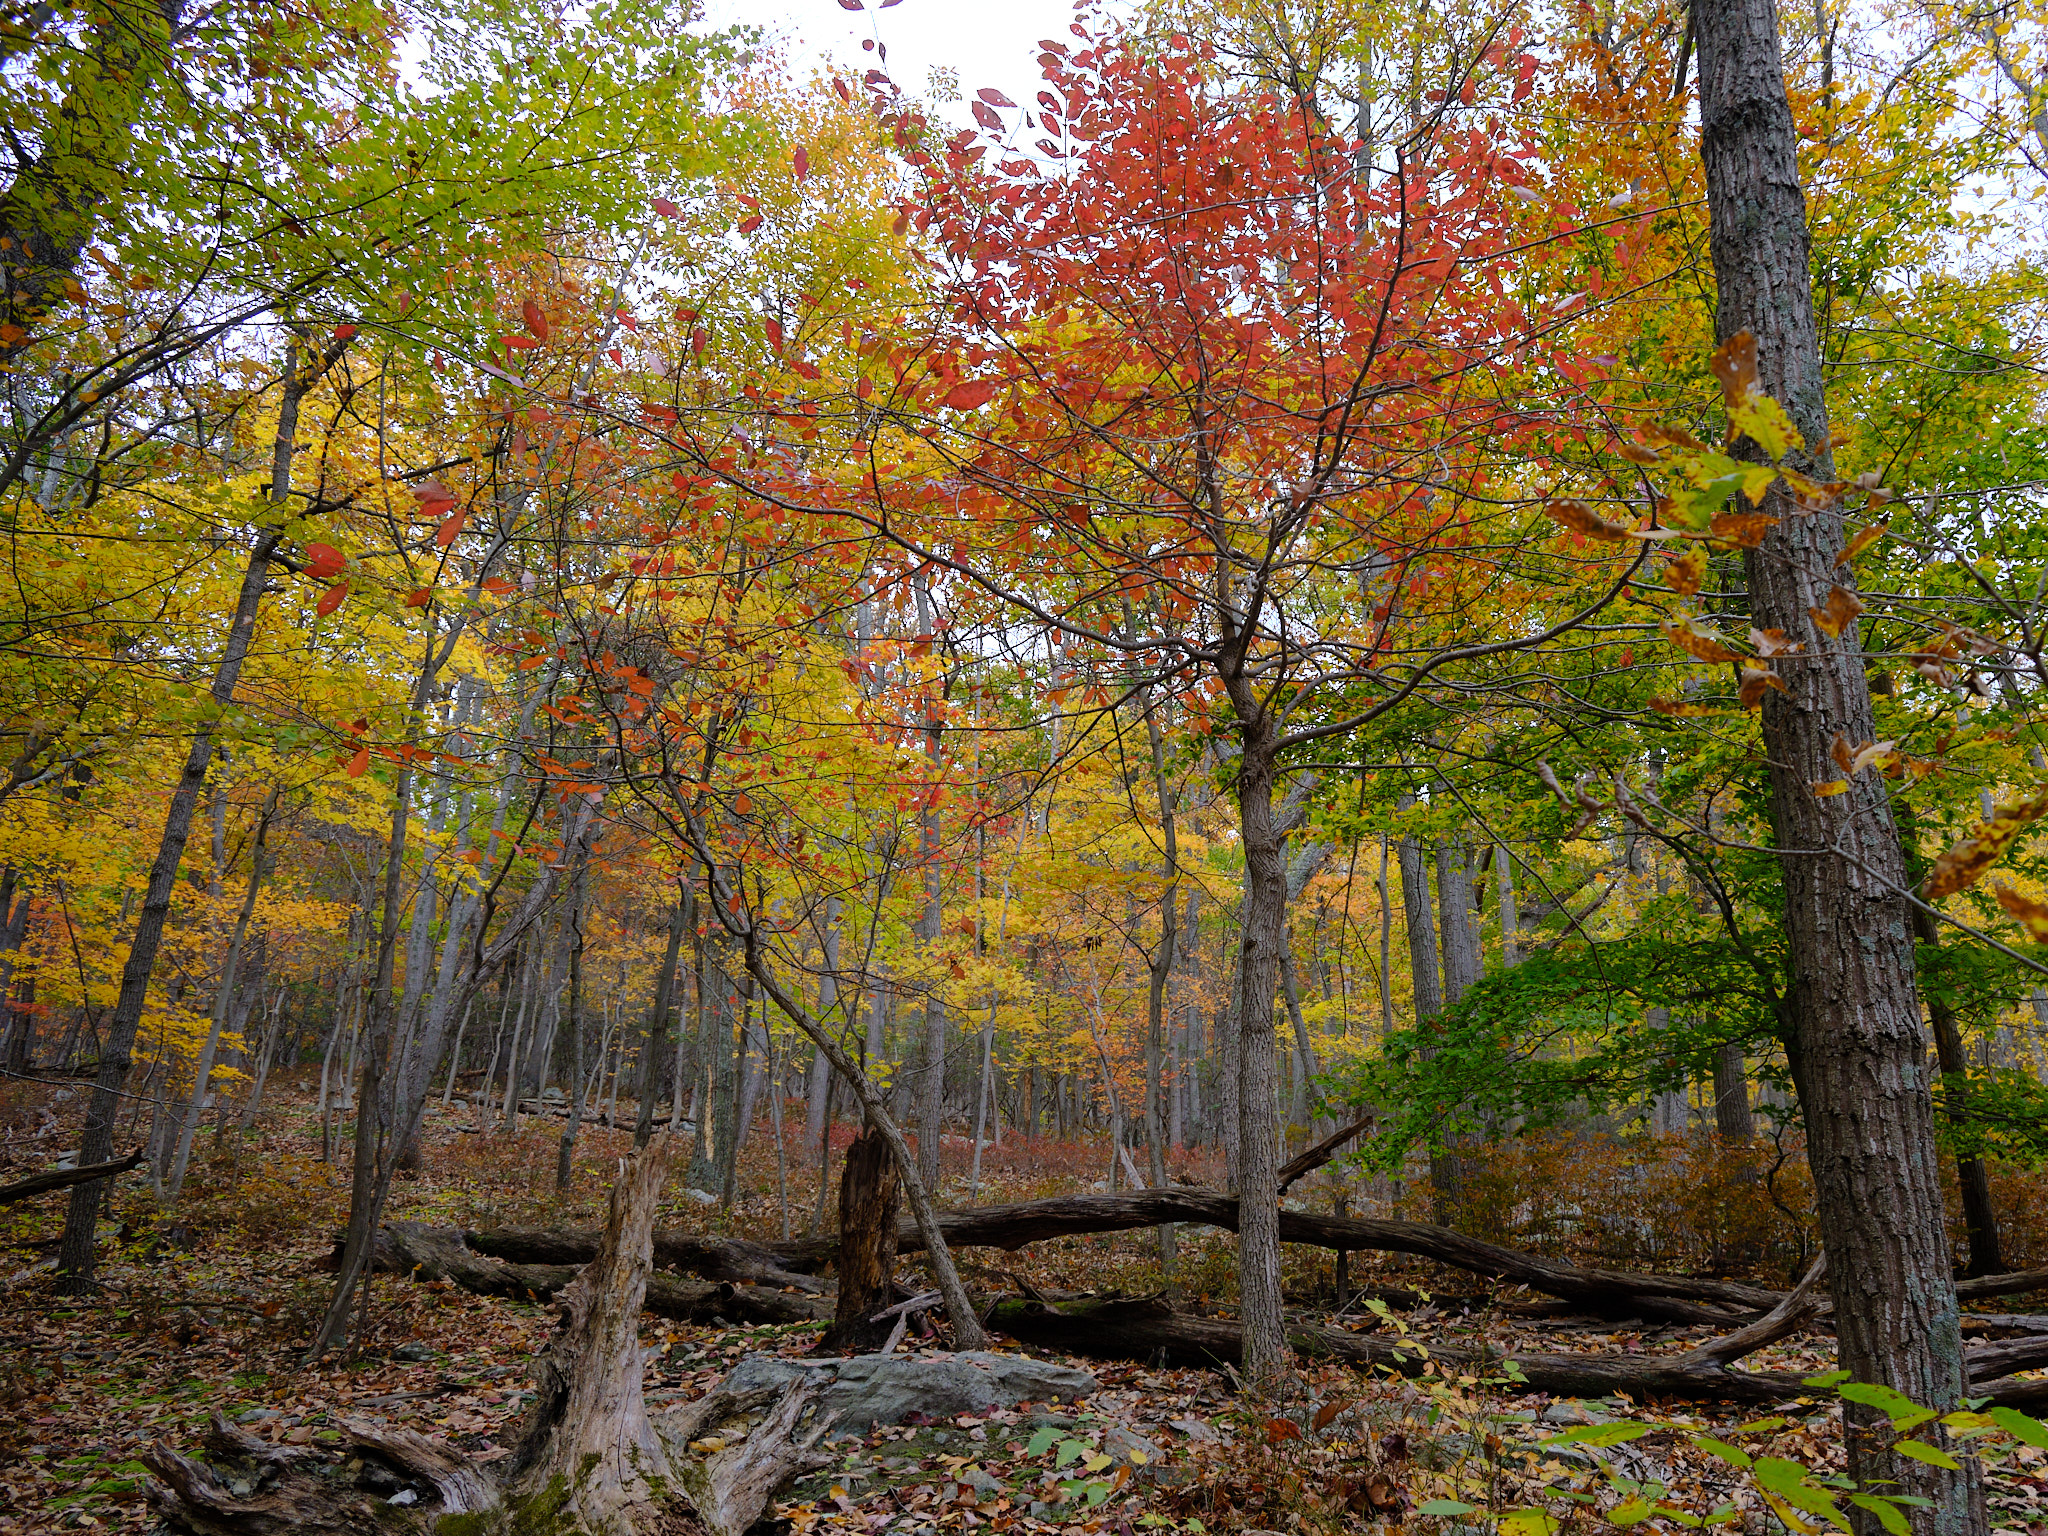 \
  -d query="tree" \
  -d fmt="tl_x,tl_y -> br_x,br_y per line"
1692,0 -> 1982,1525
